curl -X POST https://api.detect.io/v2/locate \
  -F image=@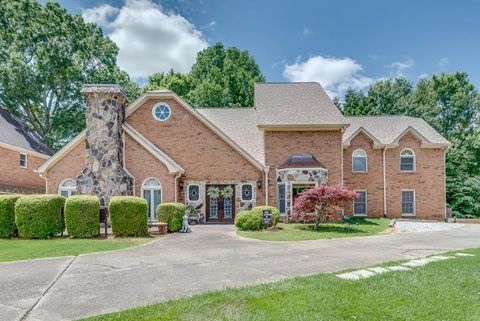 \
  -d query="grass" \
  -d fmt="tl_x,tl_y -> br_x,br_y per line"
0,237 -> 151,262
237,218 -> 391,241
80,248 -> 480,321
